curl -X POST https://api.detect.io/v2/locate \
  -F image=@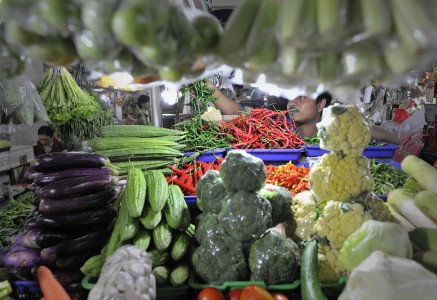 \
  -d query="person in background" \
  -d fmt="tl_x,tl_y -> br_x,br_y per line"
136,94 -> 151,125
211,85 -> 400,145
33,126 -> 65,157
